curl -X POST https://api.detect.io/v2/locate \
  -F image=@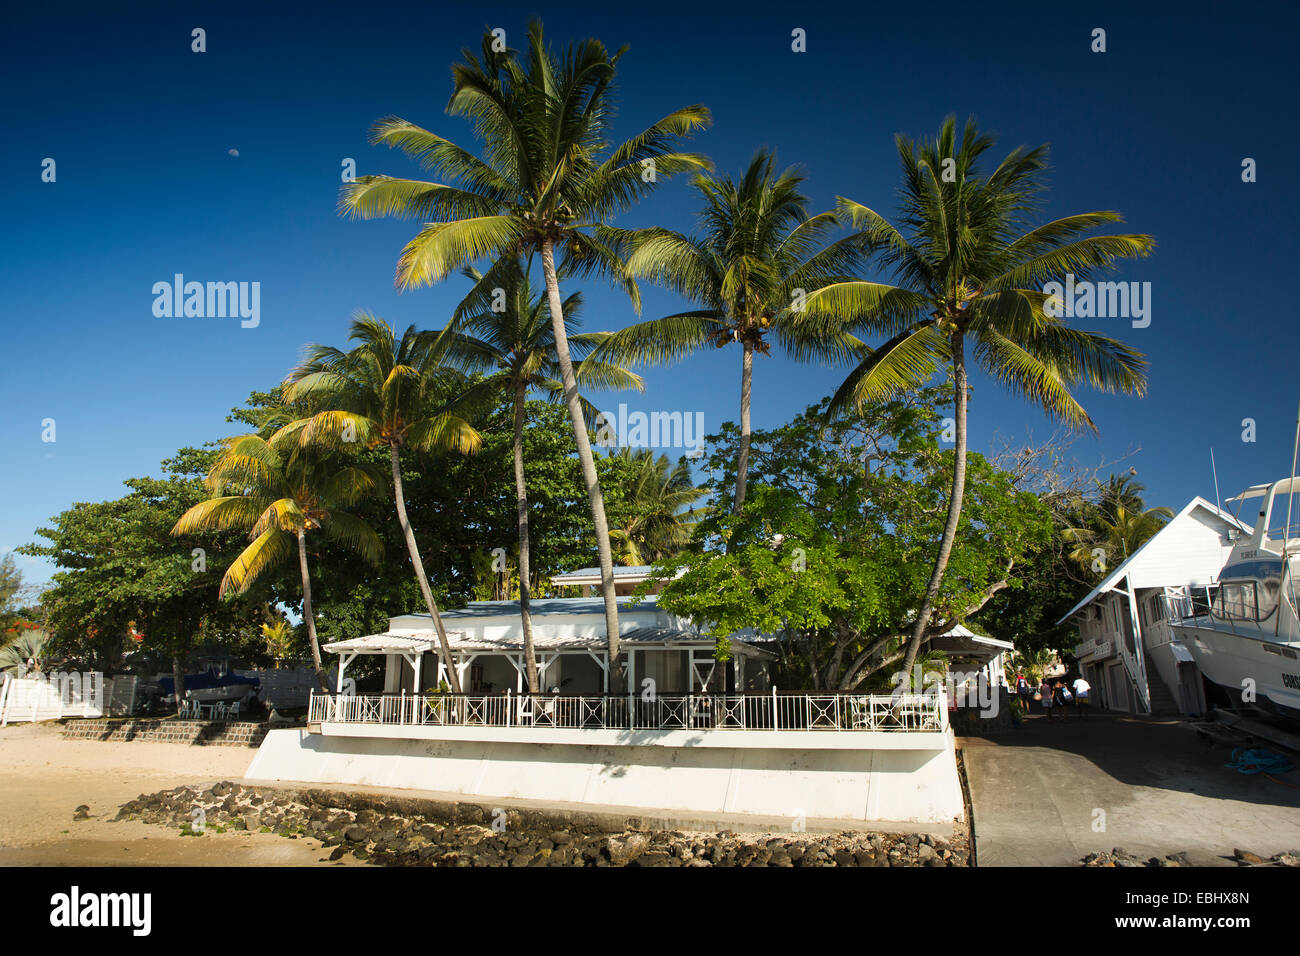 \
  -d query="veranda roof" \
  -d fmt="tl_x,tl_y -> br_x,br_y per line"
323,626 -> 774,659
322,634 -> 442,655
